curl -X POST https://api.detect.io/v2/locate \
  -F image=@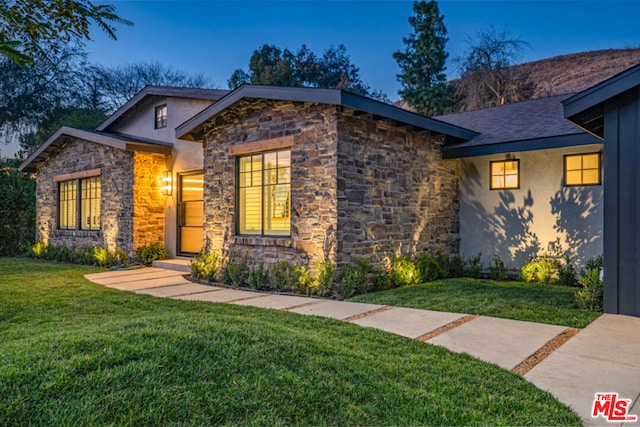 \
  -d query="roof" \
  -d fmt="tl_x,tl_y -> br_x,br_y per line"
176,84 -> 479,143
96,85 -> 230,132
18,126 -> 173,173
436,94 -> 601,158
563,63 -> 640,138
